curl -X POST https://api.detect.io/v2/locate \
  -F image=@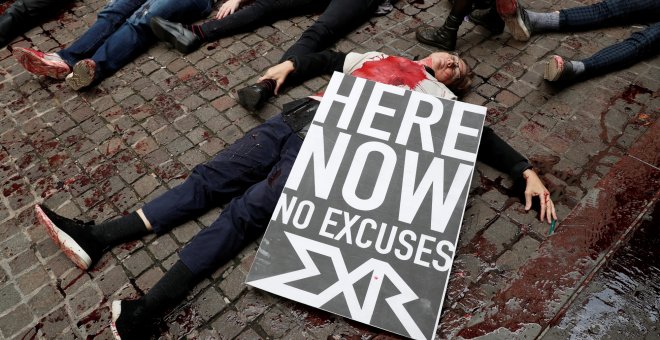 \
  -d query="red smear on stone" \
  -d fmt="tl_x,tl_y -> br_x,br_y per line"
352,56 -> 428,90
155,162 -> 186,180
216,75 -> 229,87
618,84 -> 653,104
304,307 -> 332,327
35,140 -> 59,153
485,107 -> 506,124
454,135 -> 660,337
47,154 -> 68,168
171,305 -> 202,335
599,84 -> 654,143
63,272 -> 86,291
3,182 -> 24,197
92,164 -> 115,181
